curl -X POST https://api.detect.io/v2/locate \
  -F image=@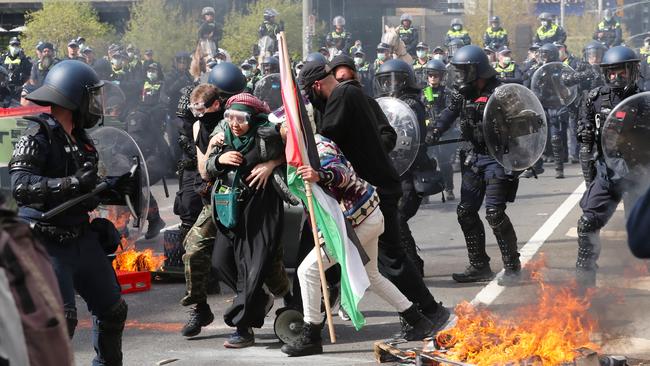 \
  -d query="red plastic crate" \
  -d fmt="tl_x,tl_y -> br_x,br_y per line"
116,270 -> 151,294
